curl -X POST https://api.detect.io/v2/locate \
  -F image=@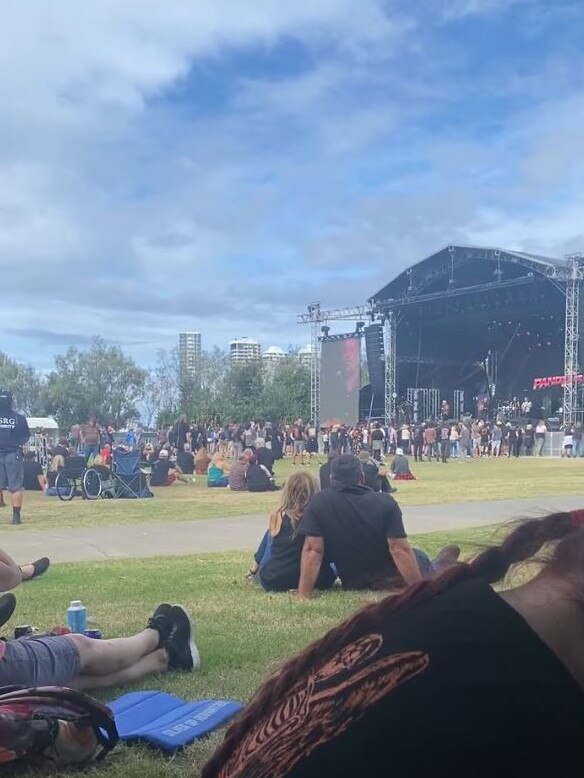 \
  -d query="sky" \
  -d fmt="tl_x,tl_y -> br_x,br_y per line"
1,0 -> 583,370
